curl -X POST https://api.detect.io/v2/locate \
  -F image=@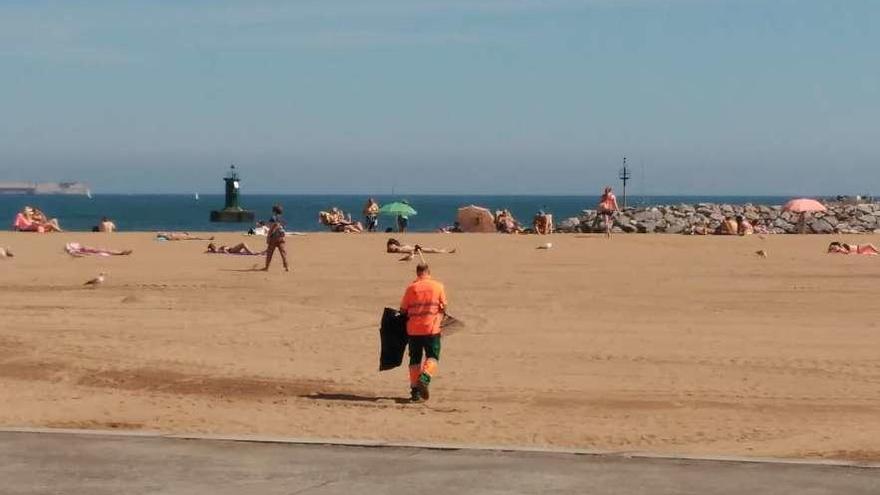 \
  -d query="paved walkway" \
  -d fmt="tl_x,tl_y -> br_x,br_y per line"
1,430 -> 879,494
